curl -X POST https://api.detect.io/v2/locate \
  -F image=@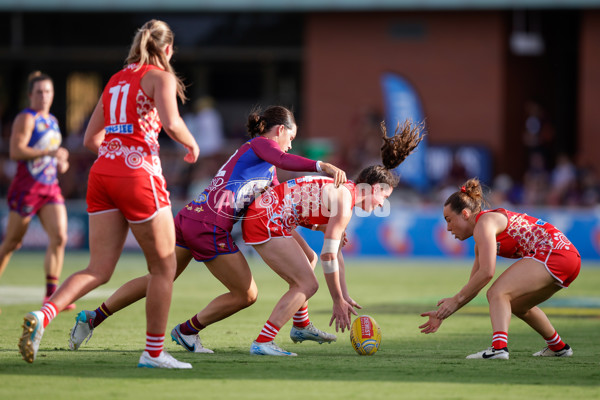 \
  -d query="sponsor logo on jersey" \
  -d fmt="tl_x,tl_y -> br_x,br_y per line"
105,124 -> 134,134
